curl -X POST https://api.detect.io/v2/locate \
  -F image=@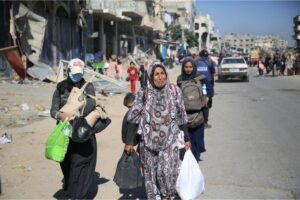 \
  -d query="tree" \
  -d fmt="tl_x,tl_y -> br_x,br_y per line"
166,24 -> 198,48
184,29 -> 198,48
166,24 -> 182,41
258,48 -> 267,58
